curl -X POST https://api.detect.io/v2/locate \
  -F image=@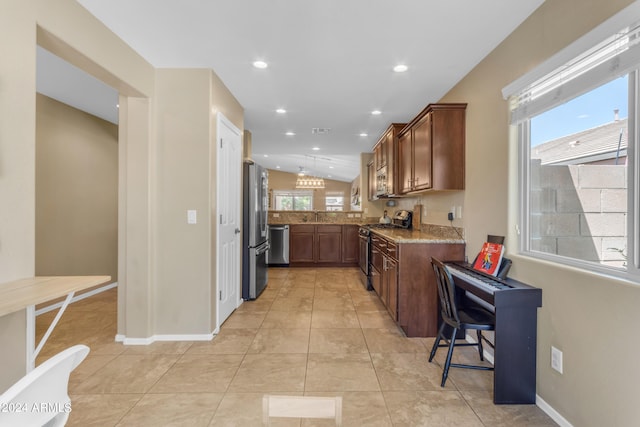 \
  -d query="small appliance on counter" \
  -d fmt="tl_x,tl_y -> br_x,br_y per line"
368,209 -> 413,230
